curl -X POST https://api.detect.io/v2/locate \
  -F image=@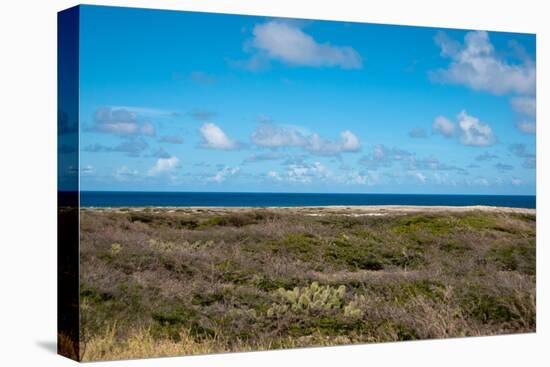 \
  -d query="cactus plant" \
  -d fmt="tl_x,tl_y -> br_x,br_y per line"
268,282 -> 349,316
